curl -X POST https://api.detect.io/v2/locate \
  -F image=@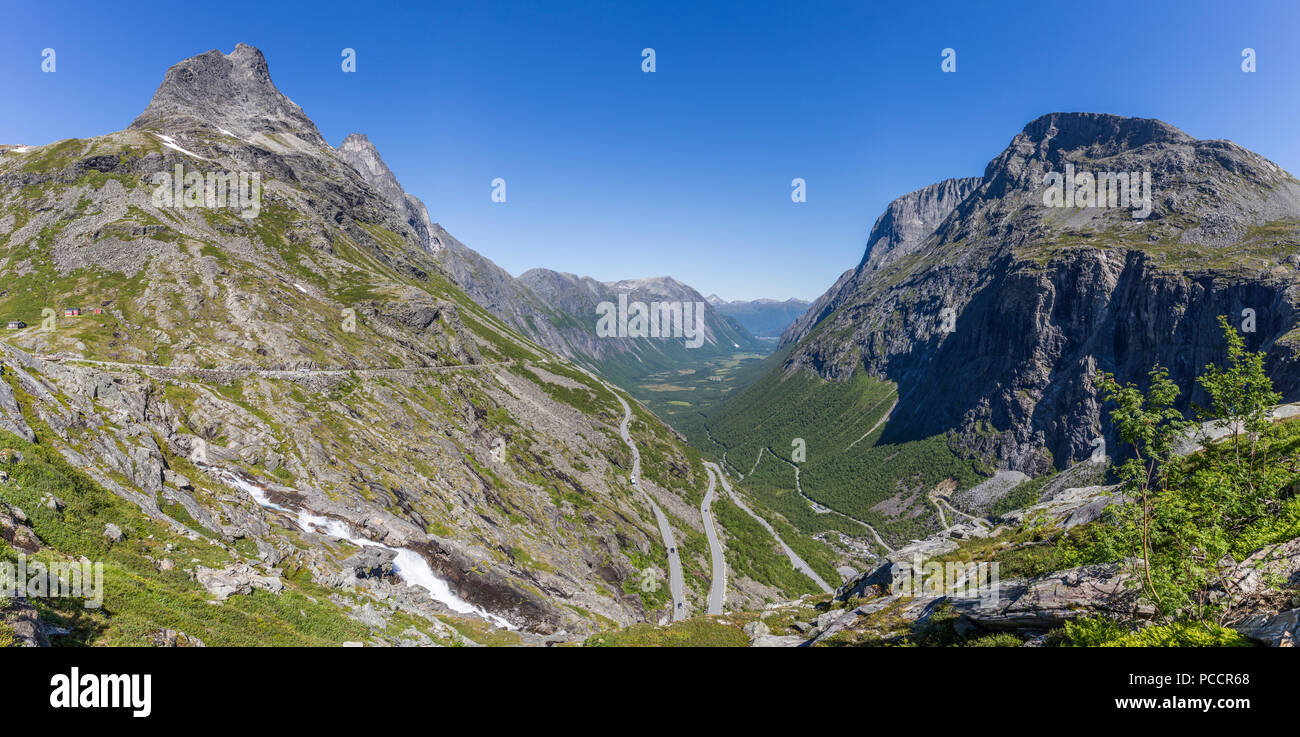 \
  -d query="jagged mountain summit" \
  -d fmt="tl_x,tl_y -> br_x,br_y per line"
131,43 -> 325,149
705,111 -> 1300,544
335,132 -> 439,256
